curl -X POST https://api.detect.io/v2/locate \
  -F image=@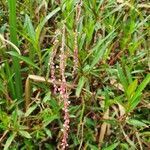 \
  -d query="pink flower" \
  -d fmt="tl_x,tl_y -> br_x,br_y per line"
49,38 -> 59,94
59,25 -> 70,149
